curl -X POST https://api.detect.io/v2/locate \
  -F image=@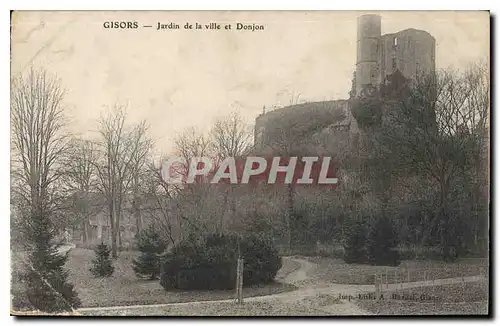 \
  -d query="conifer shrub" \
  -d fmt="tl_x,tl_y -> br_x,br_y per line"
132,226 -> 167,280
24,210 -> 81,312
89,243 -> 114,277
366,215 -> 401,266
343,219 -> 368,264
